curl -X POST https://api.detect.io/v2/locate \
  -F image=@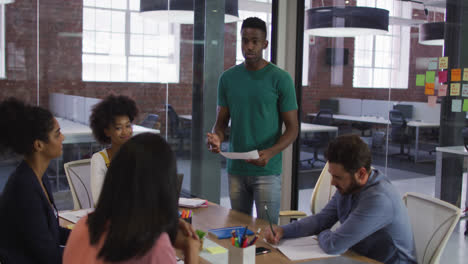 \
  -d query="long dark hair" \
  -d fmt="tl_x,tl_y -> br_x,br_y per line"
0,97 -> 54,156
87,133 -> 179,261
